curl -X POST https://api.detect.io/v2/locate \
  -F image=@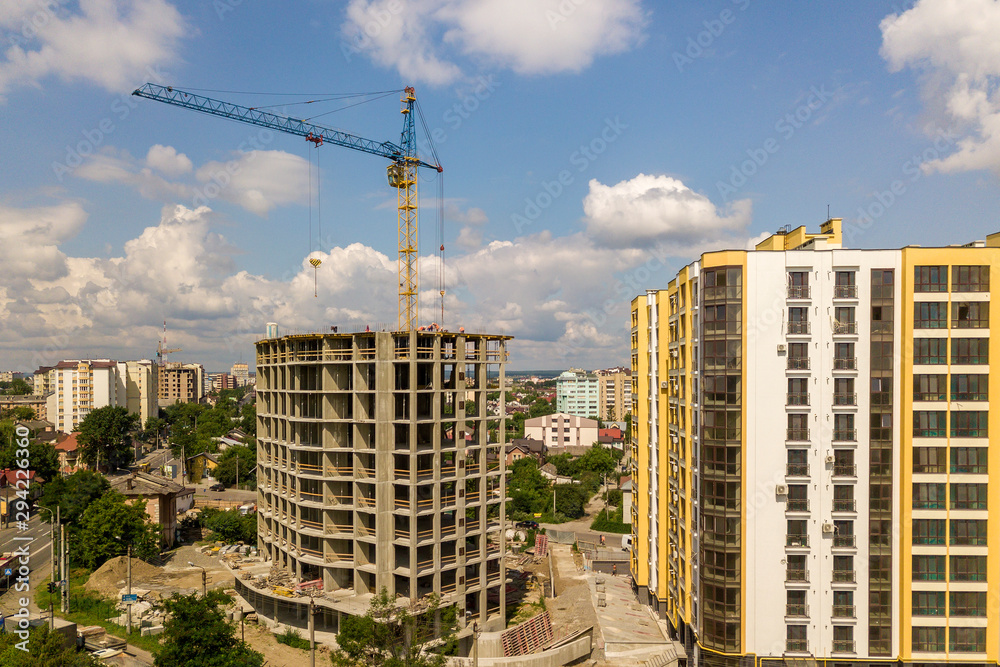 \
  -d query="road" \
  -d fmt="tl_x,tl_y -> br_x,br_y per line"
0,511 -> 56,619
